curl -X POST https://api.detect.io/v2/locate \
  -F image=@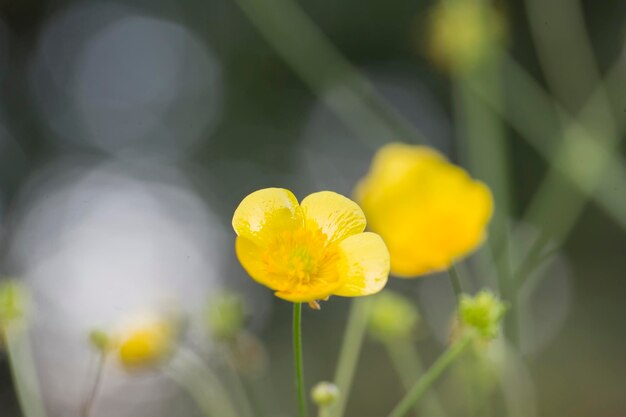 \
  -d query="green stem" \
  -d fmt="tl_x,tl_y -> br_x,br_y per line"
386,334 -> 474,417
231,0 -> 428,147
80,354 -> 107,417
4,325 -> 48,417
318,406 -> 331,417
330,297 -> 373,417
447,265 -> 464,303
293,303 -> 308,417
223,352 -> 257,417
165,349 -> 239,417
384,339 -> 448,417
